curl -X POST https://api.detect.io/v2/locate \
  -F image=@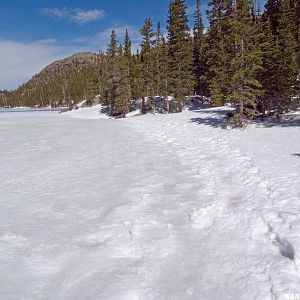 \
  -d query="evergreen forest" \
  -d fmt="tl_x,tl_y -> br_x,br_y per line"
2,0 -> 300,124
